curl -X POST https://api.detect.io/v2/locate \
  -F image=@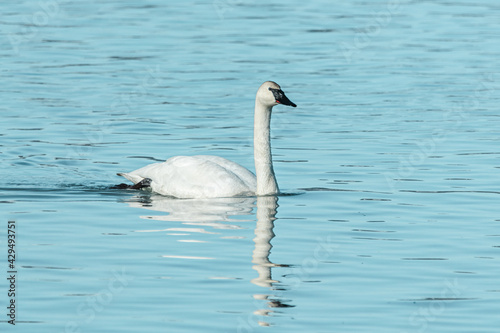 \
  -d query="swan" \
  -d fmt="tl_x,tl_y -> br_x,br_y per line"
117,81 -> 296,198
